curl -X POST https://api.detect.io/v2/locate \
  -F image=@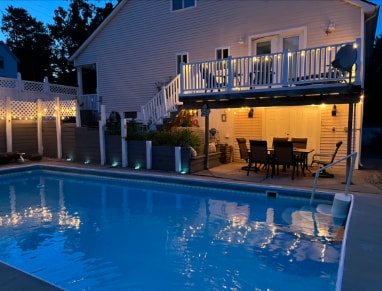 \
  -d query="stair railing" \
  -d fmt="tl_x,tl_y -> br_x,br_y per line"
310,151 -> 357,205
141,75 -> 181,126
